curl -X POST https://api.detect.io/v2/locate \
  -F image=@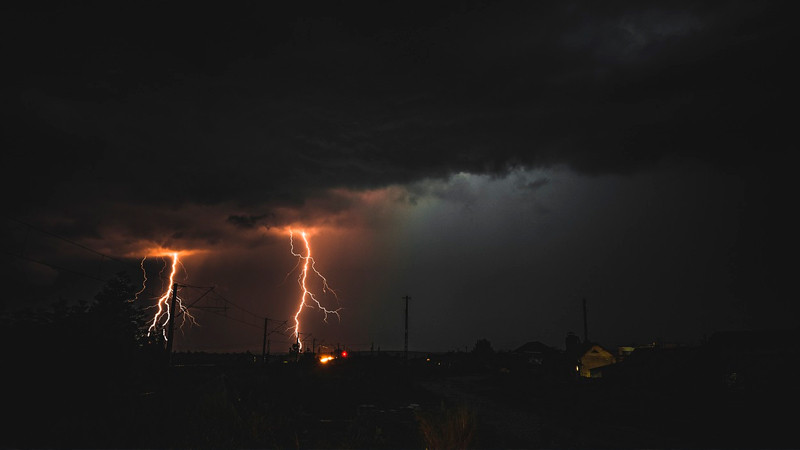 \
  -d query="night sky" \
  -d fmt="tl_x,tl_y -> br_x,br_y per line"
2,1 -> 794,354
